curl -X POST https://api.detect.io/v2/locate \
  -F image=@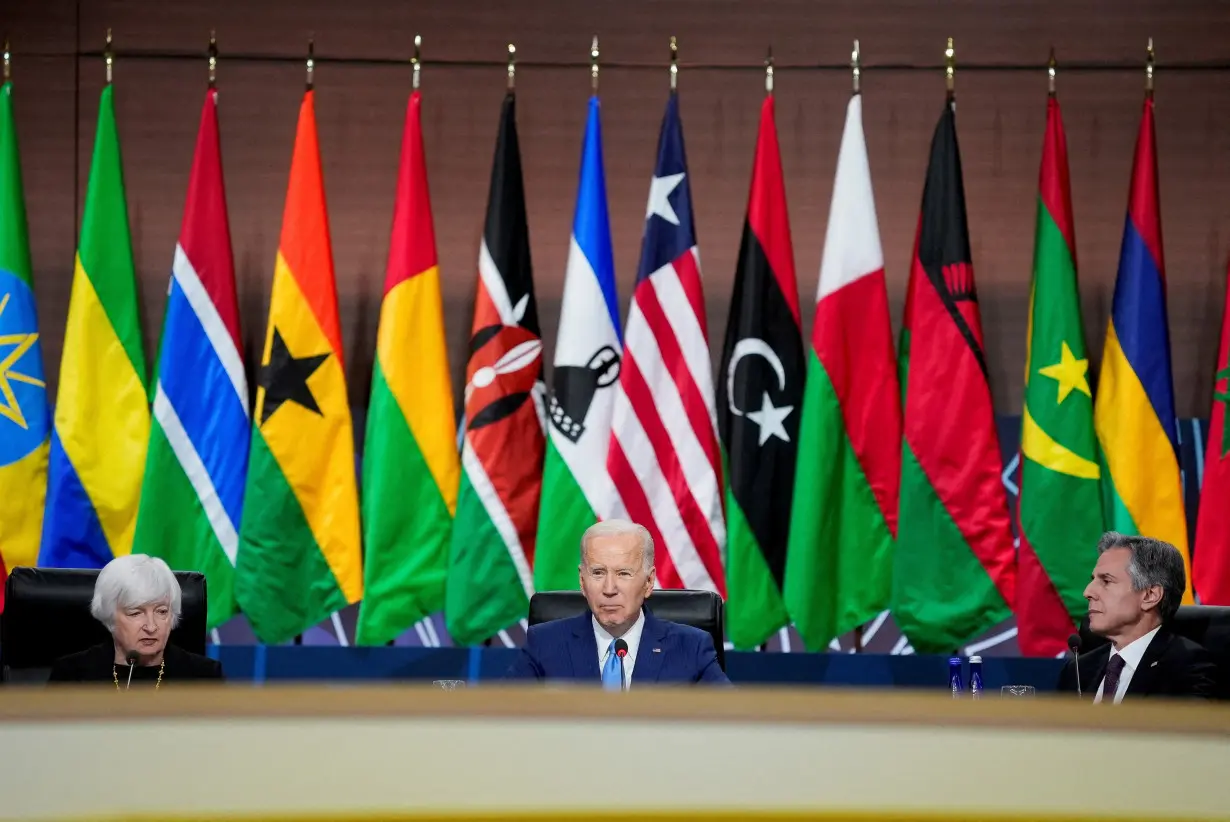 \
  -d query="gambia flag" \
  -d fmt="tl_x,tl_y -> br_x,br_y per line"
41,85 -> 150,568
356,87 -> 460,646
1194,257 -> 1230,604
535,94 -> 620,593
717,93 -> 803,650
133,87 -> 248,630
235,89 -> 363,644
1016,94 -> 1103,656
784,92 -> 900,652
893,100 -> 1016,654
0,74 -> 51,573
445,93 -> 545,646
